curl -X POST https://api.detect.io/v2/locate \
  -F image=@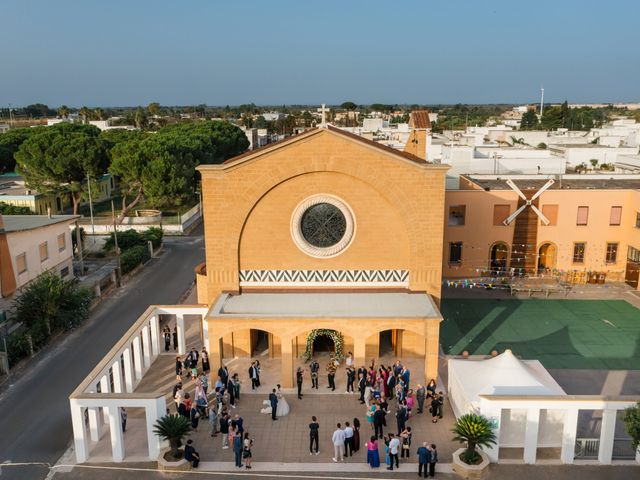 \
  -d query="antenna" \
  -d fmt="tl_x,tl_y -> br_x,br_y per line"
540,87 -> 545,118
